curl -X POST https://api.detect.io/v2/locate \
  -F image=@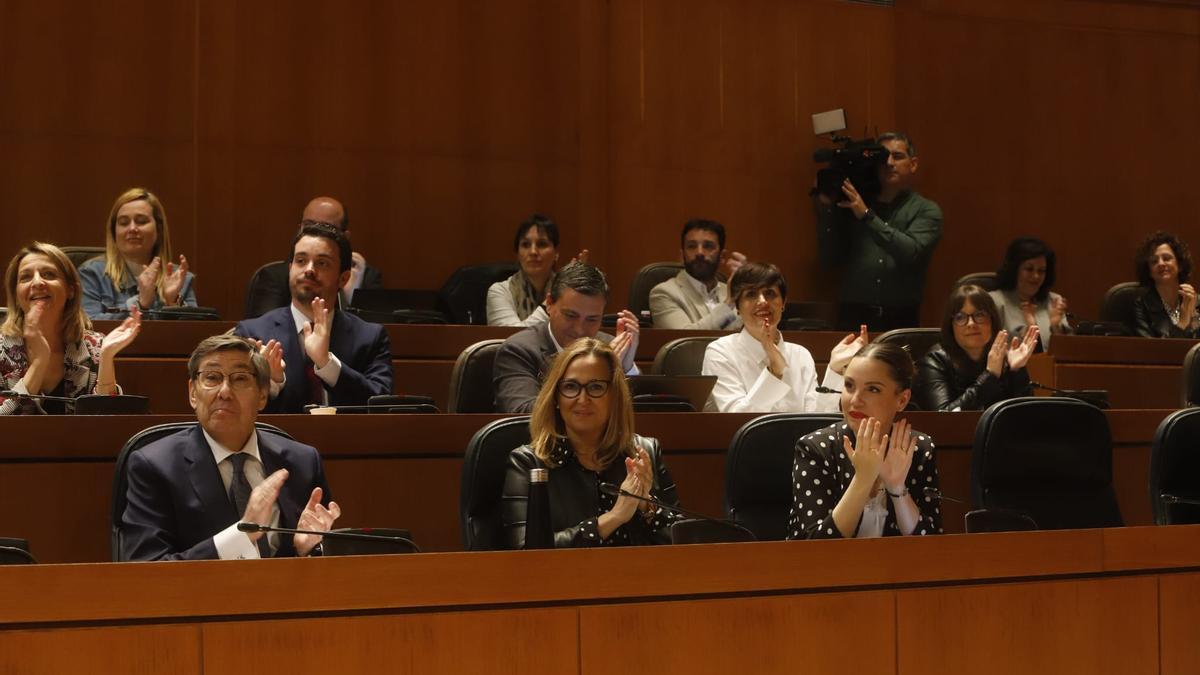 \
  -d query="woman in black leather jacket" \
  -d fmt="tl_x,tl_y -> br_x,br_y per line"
915,285 -> 1039,411
1131,231 -> 1199,339
501,337 -> 681,549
